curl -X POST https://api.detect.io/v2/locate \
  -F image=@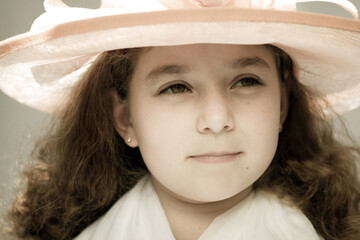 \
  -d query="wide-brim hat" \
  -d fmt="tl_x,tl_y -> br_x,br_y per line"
0,0 -> 359,114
